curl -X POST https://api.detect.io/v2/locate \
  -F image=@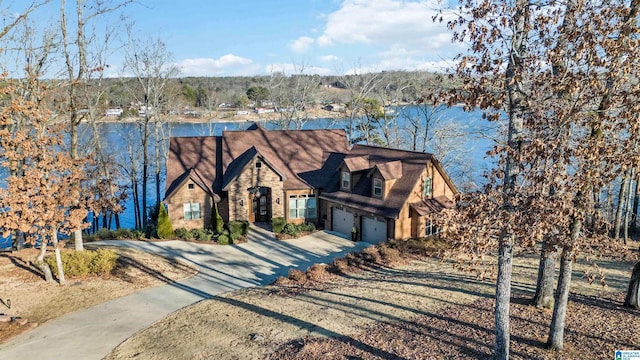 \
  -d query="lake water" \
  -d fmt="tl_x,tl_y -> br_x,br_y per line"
1,105 -> 499,247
